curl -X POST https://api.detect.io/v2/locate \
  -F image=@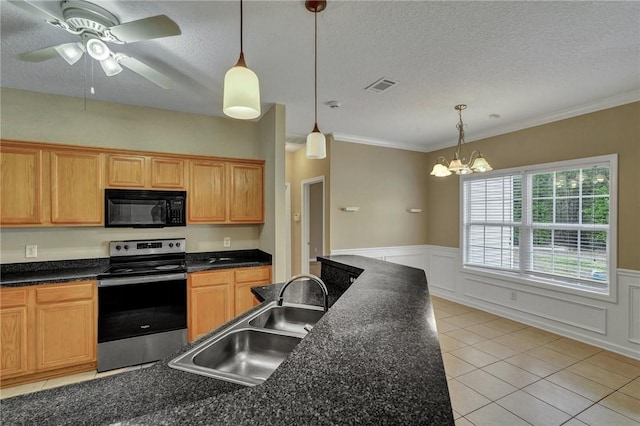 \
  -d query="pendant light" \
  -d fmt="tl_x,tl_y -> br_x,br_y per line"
430,104 -> 493,177
305,1 -> 327,159
223,0 -> 261,120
